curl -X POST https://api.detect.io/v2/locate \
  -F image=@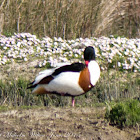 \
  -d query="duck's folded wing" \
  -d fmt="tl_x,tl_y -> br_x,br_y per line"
52,62 -> 85,76
27,68 -> 55,88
